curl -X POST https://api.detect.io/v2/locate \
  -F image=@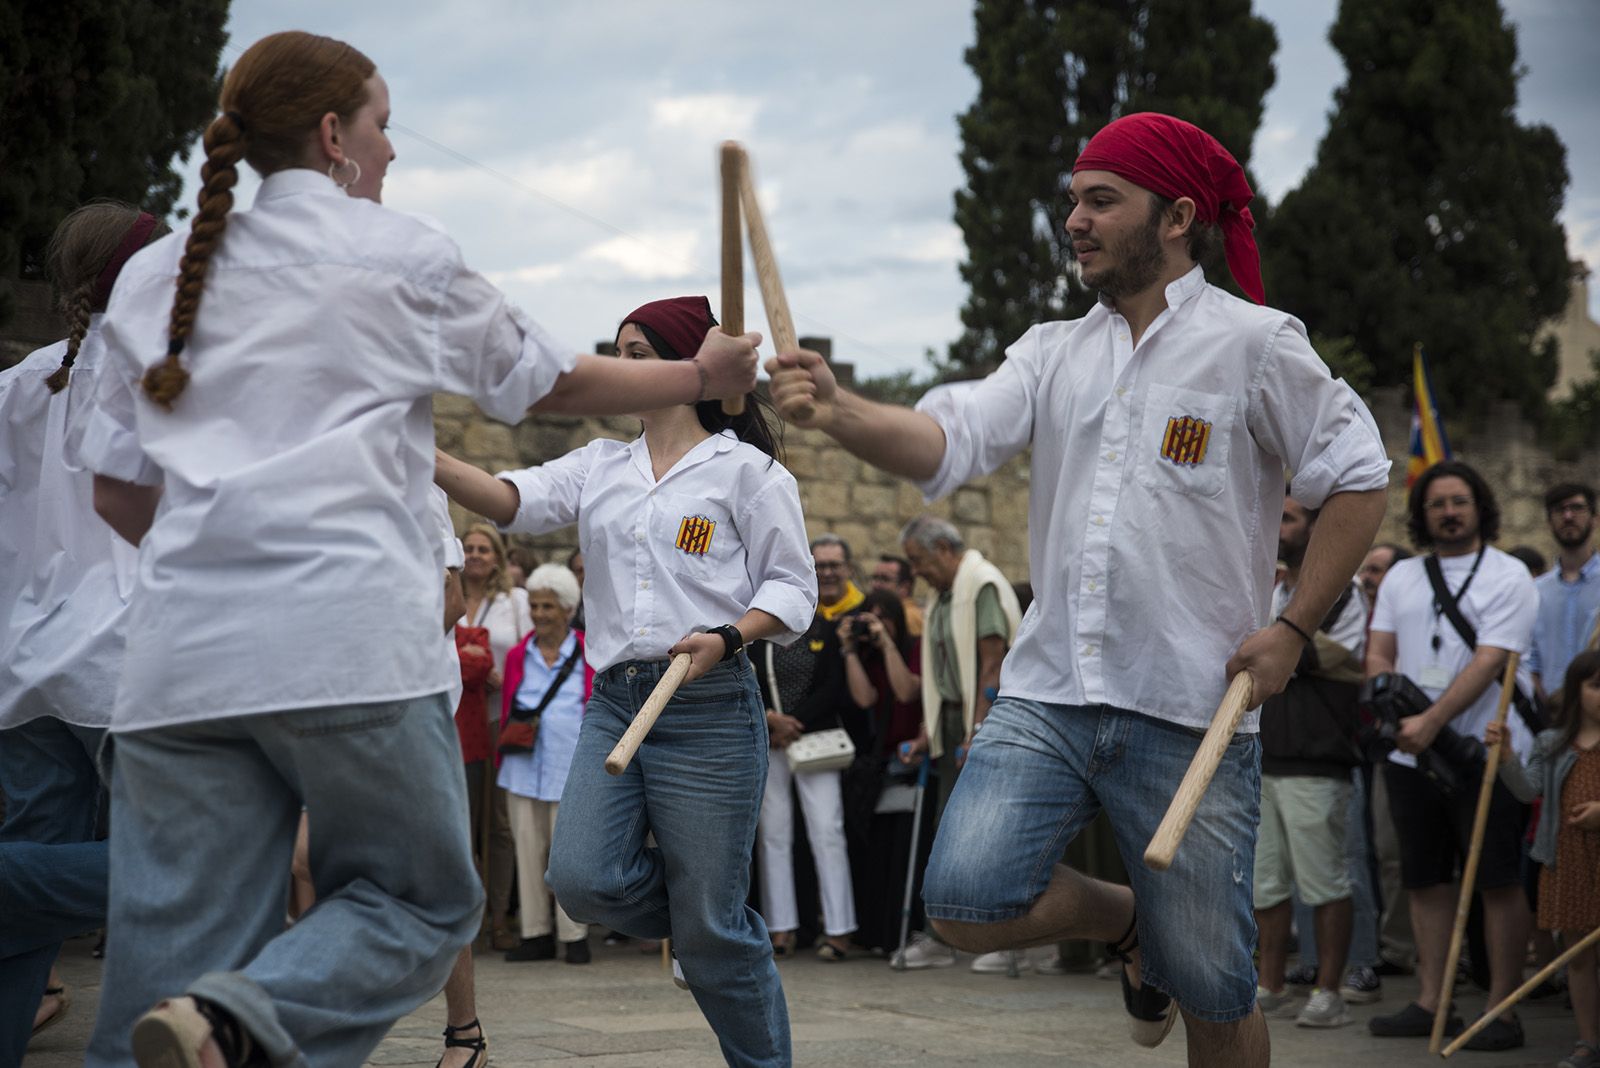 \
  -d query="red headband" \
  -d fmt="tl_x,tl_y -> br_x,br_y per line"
619,296 -> 716,363
91,212 -> 160,308
1073,113 -> 1264,304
